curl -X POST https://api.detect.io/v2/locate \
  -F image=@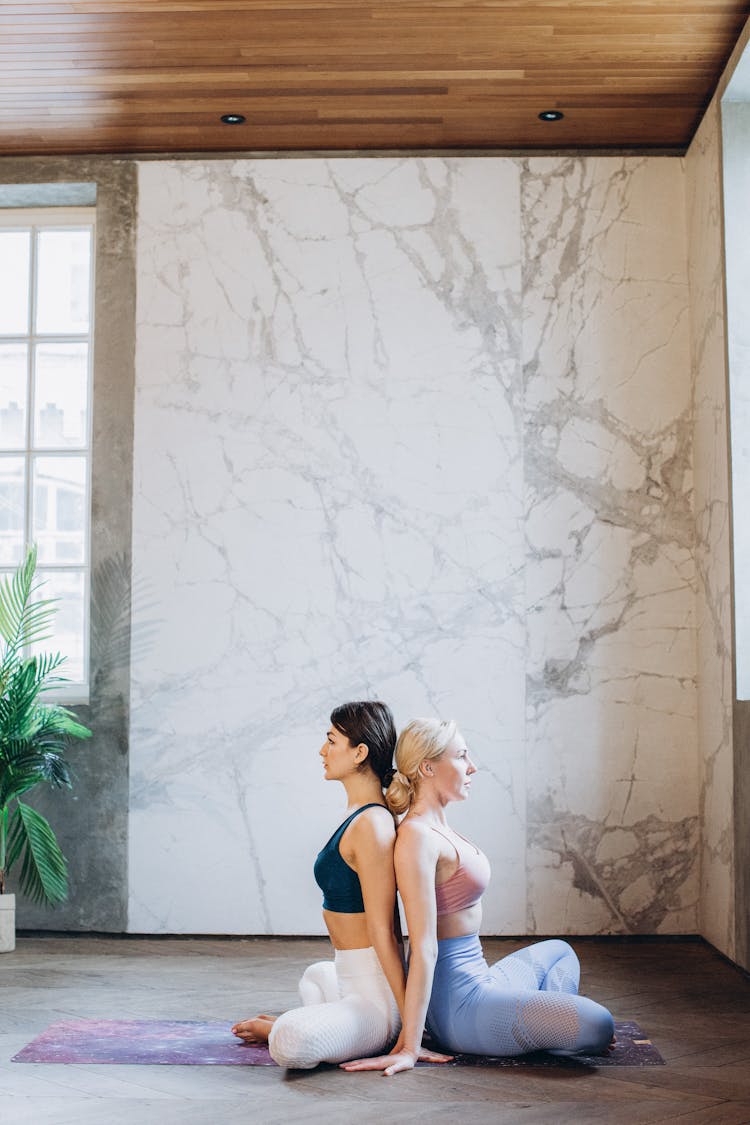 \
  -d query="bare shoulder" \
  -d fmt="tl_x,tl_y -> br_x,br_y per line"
347,804 -> 396,848
395,817 -> 439,857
